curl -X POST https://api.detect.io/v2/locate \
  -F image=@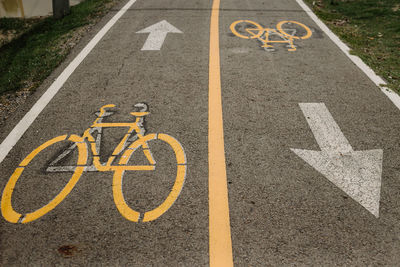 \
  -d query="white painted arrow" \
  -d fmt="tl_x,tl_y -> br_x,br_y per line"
136,20 -> 182,51
291,103 -> 383,217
